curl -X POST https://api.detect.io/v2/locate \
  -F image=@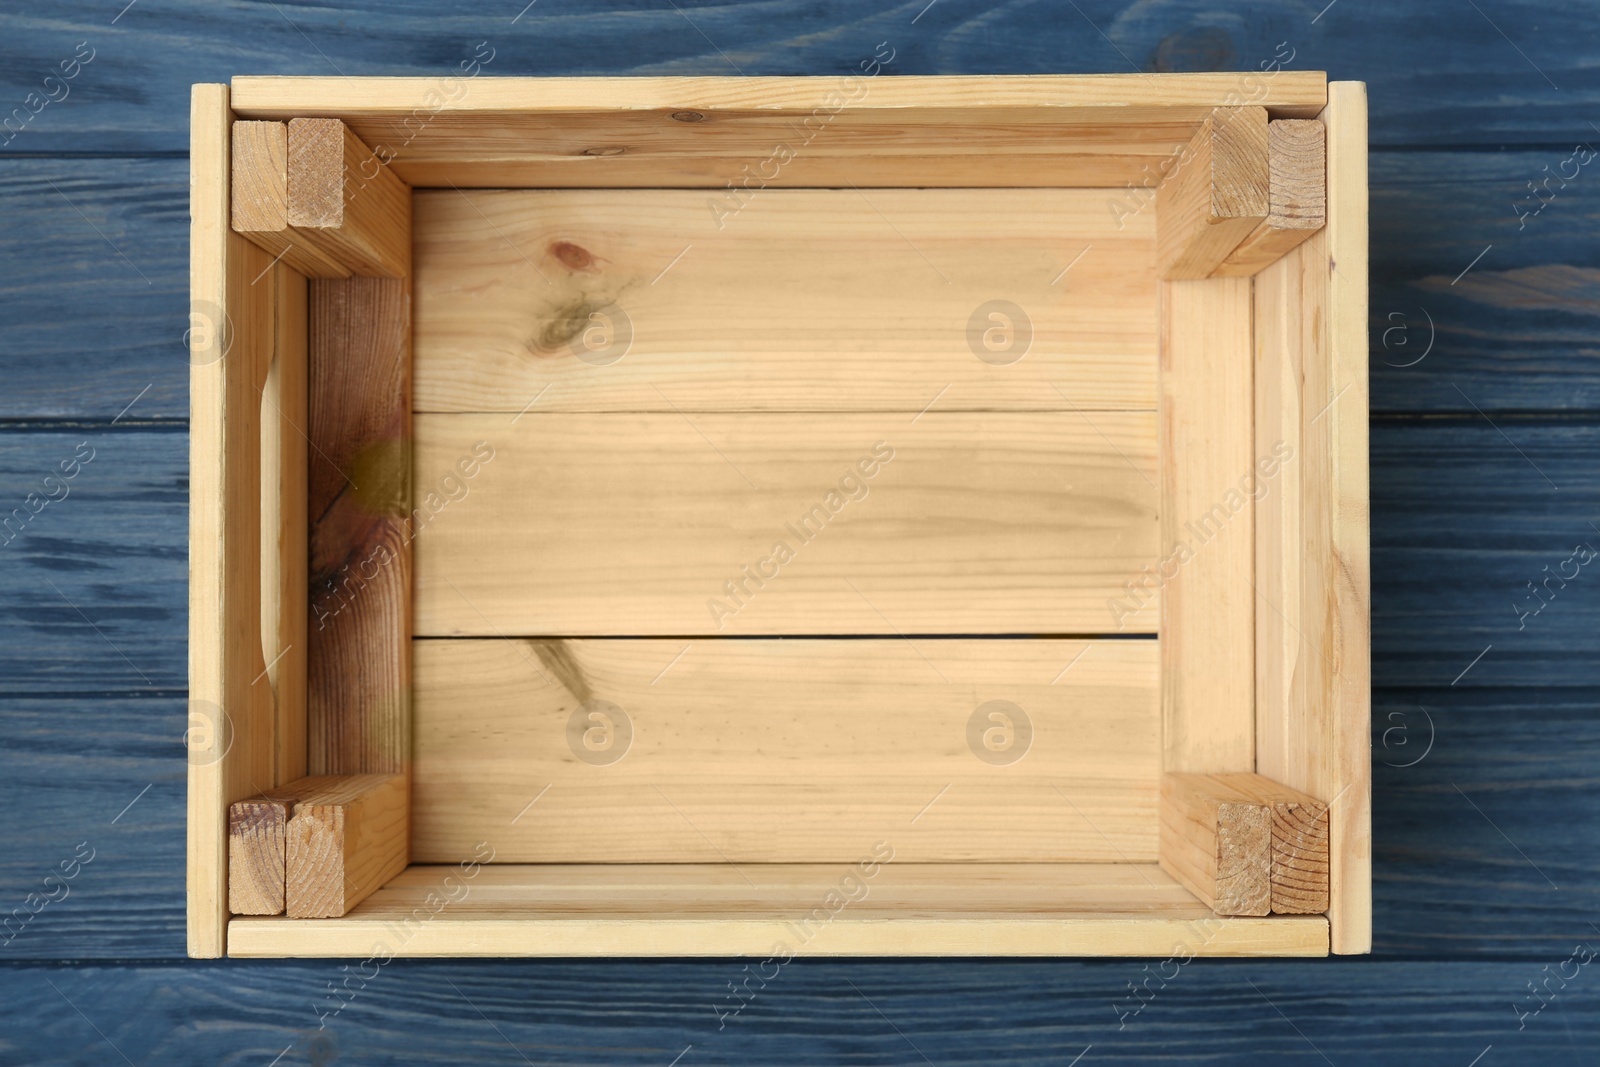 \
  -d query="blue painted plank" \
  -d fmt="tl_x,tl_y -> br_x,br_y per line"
7,415 -> 1593,696
1,959 -> 1592,1064
1370,150 -> 1600,413
1372,417 -> 1600,689
0,159 -> 187,419
0,696 -> 183,960
3,685 -> 1590,962
0,428 -> 185,692
1373,687 -> 1600,957
0,0 -> 1595,154
4,150 -> 1599,419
